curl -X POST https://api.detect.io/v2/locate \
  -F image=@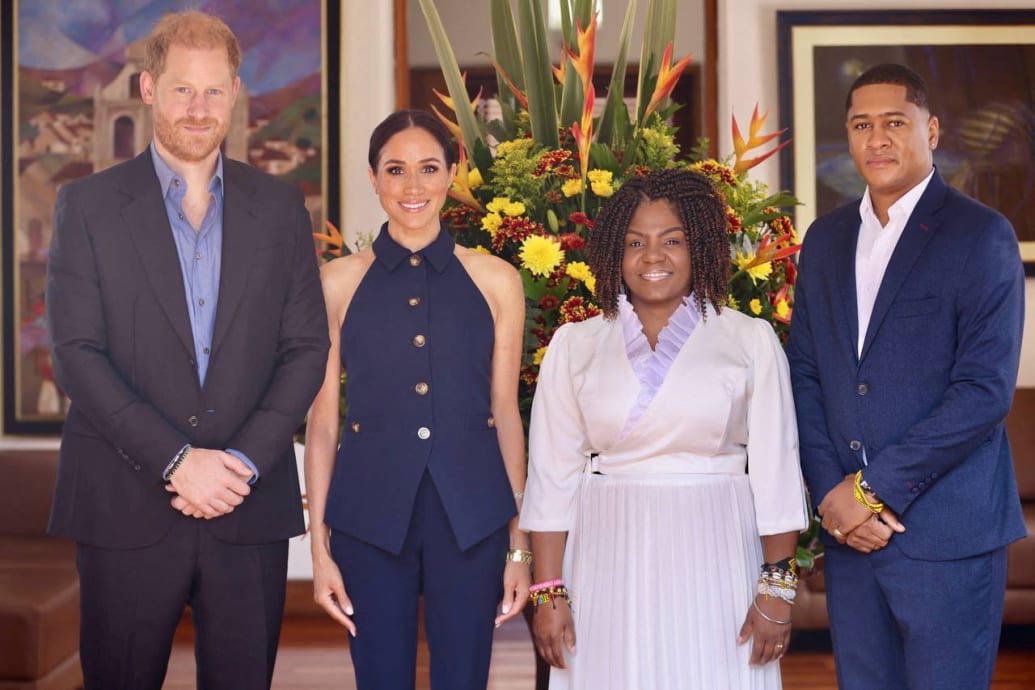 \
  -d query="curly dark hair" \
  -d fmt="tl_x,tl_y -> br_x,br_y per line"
588,168 -> 730,320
